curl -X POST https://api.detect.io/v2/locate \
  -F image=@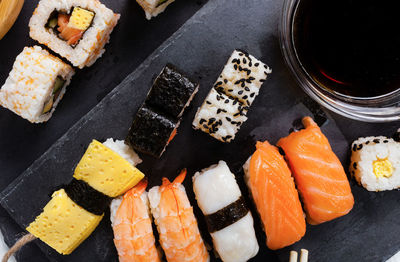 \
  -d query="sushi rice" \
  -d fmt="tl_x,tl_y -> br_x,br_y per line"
135,0 -> 175,20
29,0 -> 120,68
350,136 -> 400,191
103,138 -> 142,167
0,46 -> 74,123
